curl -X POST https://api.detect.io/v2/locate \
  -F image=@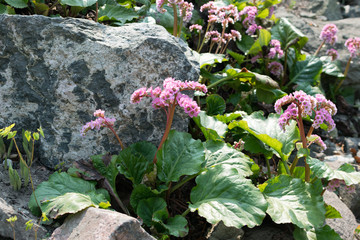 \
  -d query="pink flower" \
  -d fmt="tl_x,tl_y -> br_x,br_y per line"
81,110 -> 116,136
309,134 -> 327,151
268,40 -> 284,59
320,24 -> 338,45
94,109 -> 105,118
345,37 -> 360,58
189,24 -> 203,33
326,48 -> 338,61
268,61 -> 283,78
